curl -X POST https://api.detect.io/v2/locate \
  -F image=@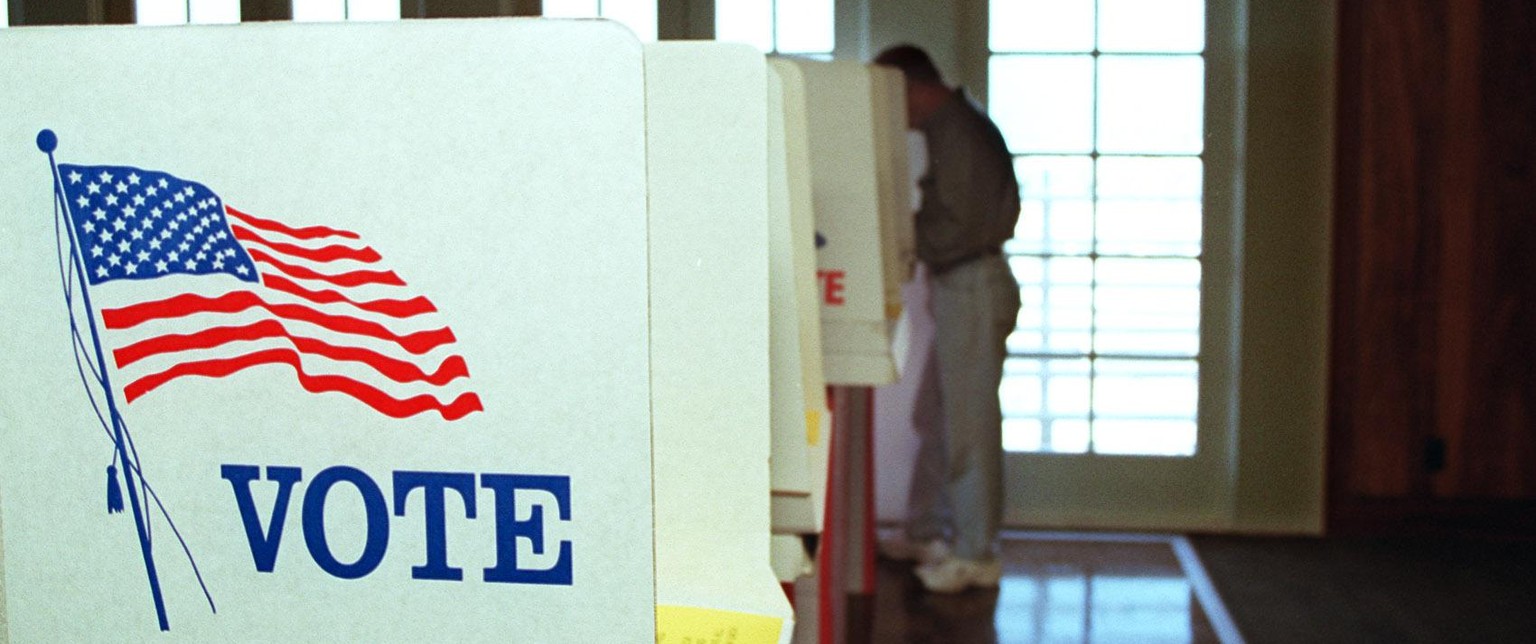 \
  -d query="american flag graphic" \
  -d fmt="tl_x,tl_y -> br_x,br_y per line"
57,163 -> 483,420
